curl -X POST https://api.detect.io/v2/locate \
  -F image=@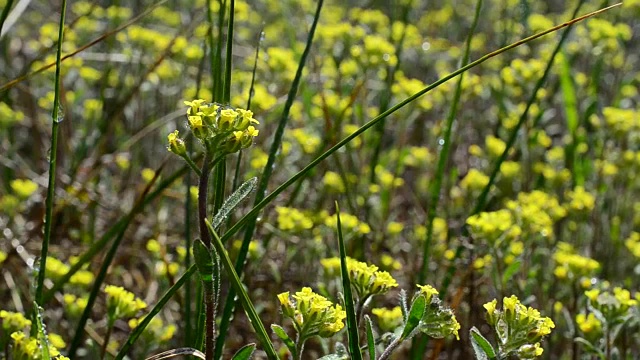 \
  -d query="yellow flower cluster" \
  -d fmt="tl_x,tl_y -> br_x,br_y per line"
324,212 -> 371,235
552,242 -> 600,281
277,287 -> 346,338
170,100 -> 260,155
275,206 -> 314,232
415,284 -> 461,340
625,231 -> 640,258
321,257 -> 398,298
371,306 -> 403,332
104,285 -> 147,320
483,295 -> 554,358
9,331 -> 70,360
1,310 -> 32,333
